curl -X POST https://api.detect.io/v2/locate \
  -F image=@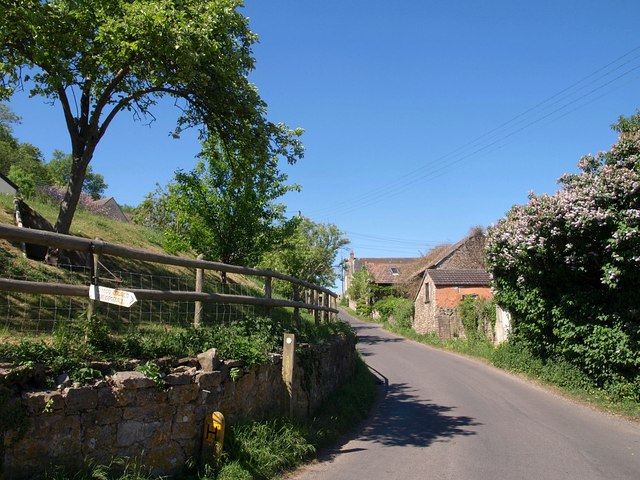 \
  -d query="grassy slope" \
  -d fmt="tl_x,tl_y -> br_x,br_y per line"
0,194 -> 262,293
